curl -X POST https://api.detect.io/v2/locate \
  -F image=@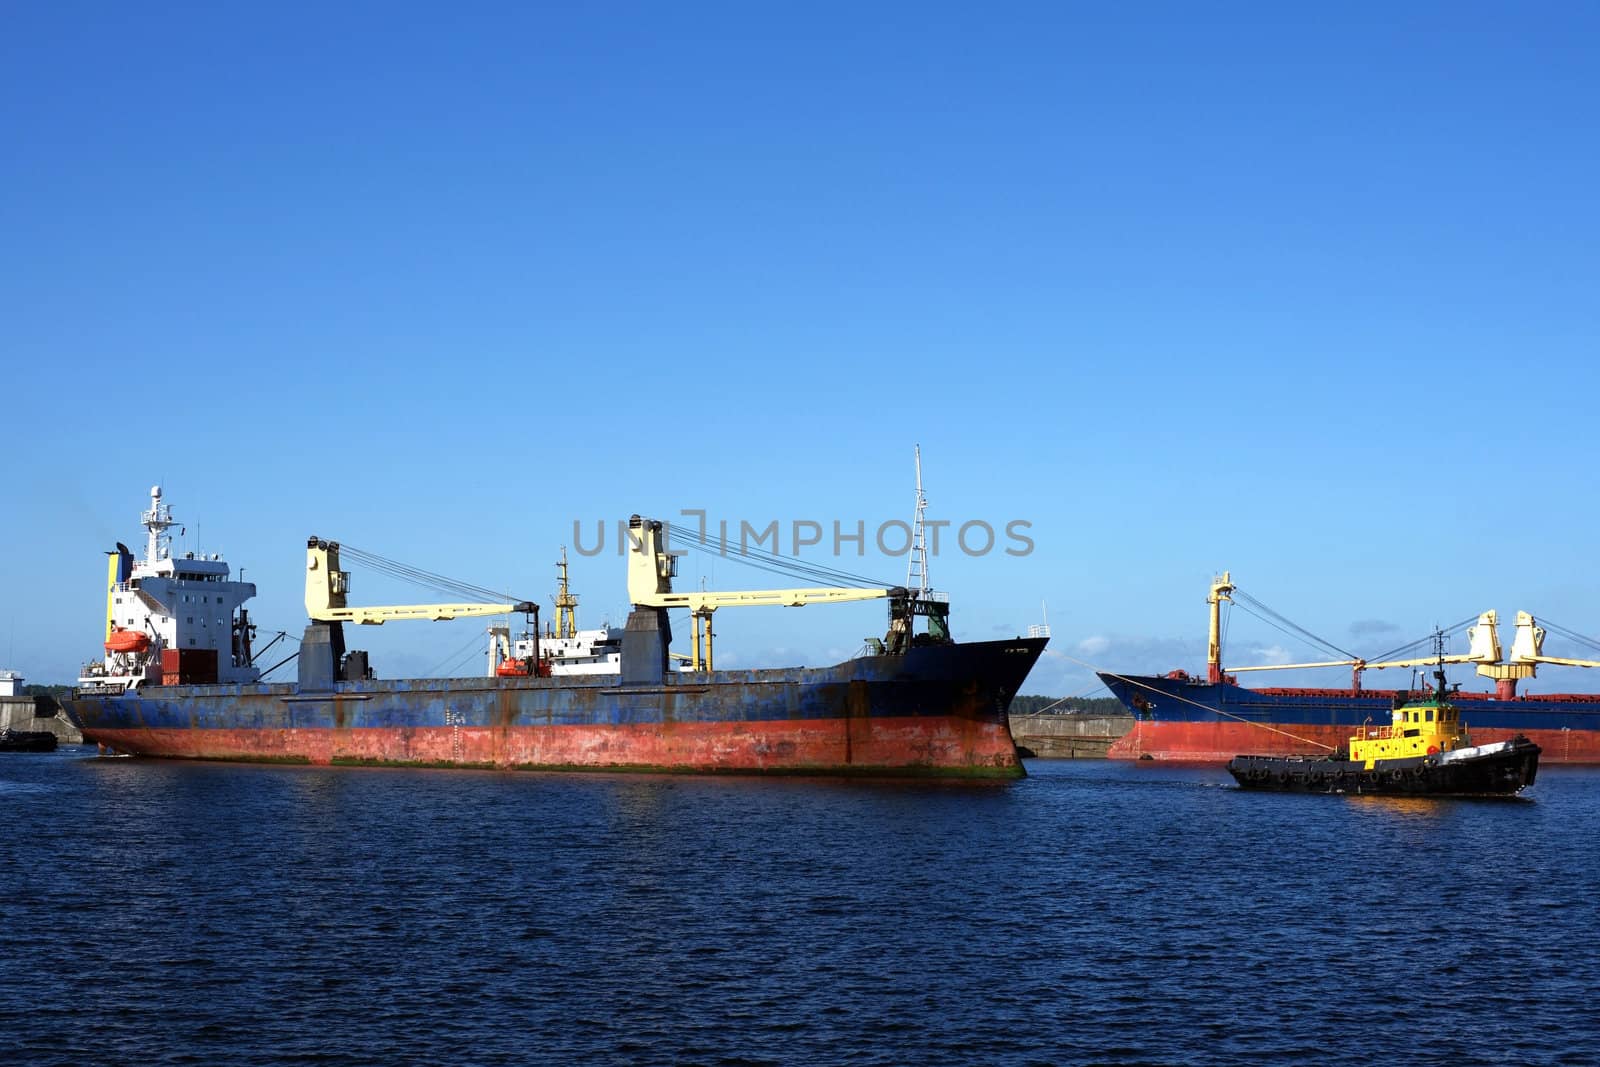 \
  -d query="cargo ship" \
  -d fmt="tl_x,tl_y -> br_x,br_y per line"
1100,573 -> 1600,763
65,487 -> 1045,777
